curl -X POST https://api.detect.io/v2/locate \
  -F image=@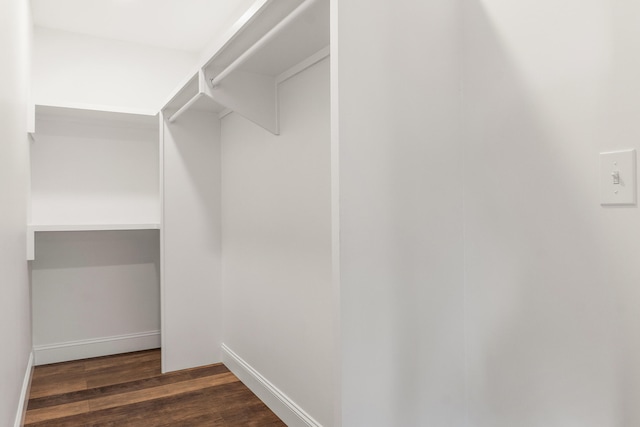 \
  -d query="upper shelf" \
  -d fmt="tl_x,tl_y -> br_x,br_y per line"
203,0 -> 329,82
163,71 -> 226,123
161,0 -> 329,134
28,223 -> 160,233
31,103 -> 158,135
